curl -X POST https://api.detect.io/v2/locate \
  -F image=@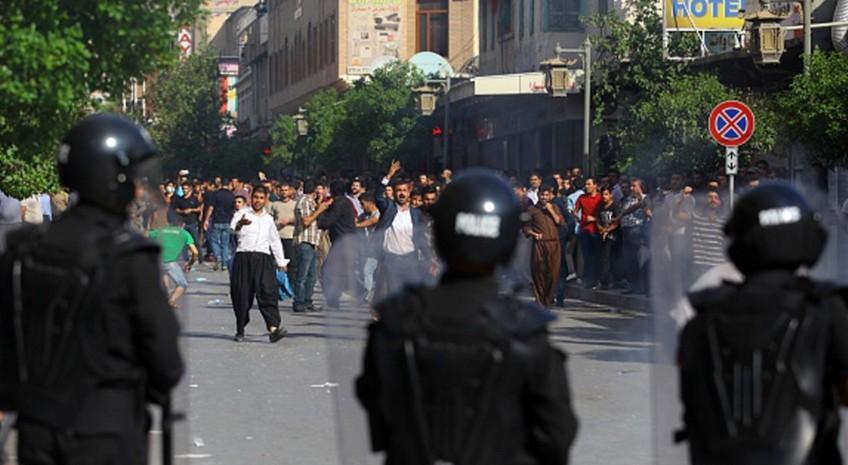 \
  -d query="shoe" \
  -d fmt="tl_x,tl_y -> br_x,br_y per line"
212,263 -> 220,271
554,299 -> 565,308
269,327 -> 288,343
306,304 -> 322,312
292,305 -> 308,313
233,333 -> 245,342
566,273 -> 578,282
